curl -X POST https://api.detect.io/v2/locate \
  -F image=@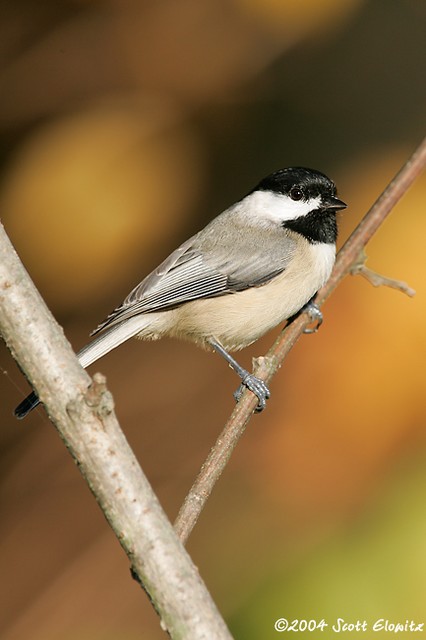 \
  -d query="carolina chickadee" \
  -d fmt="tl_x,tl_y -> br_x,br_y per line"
15,167 -> 346,419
